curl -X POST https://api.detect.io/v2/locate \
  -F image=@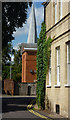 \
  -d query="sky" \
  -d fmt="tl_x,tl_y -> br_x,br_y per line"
12,2 -> 44,50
